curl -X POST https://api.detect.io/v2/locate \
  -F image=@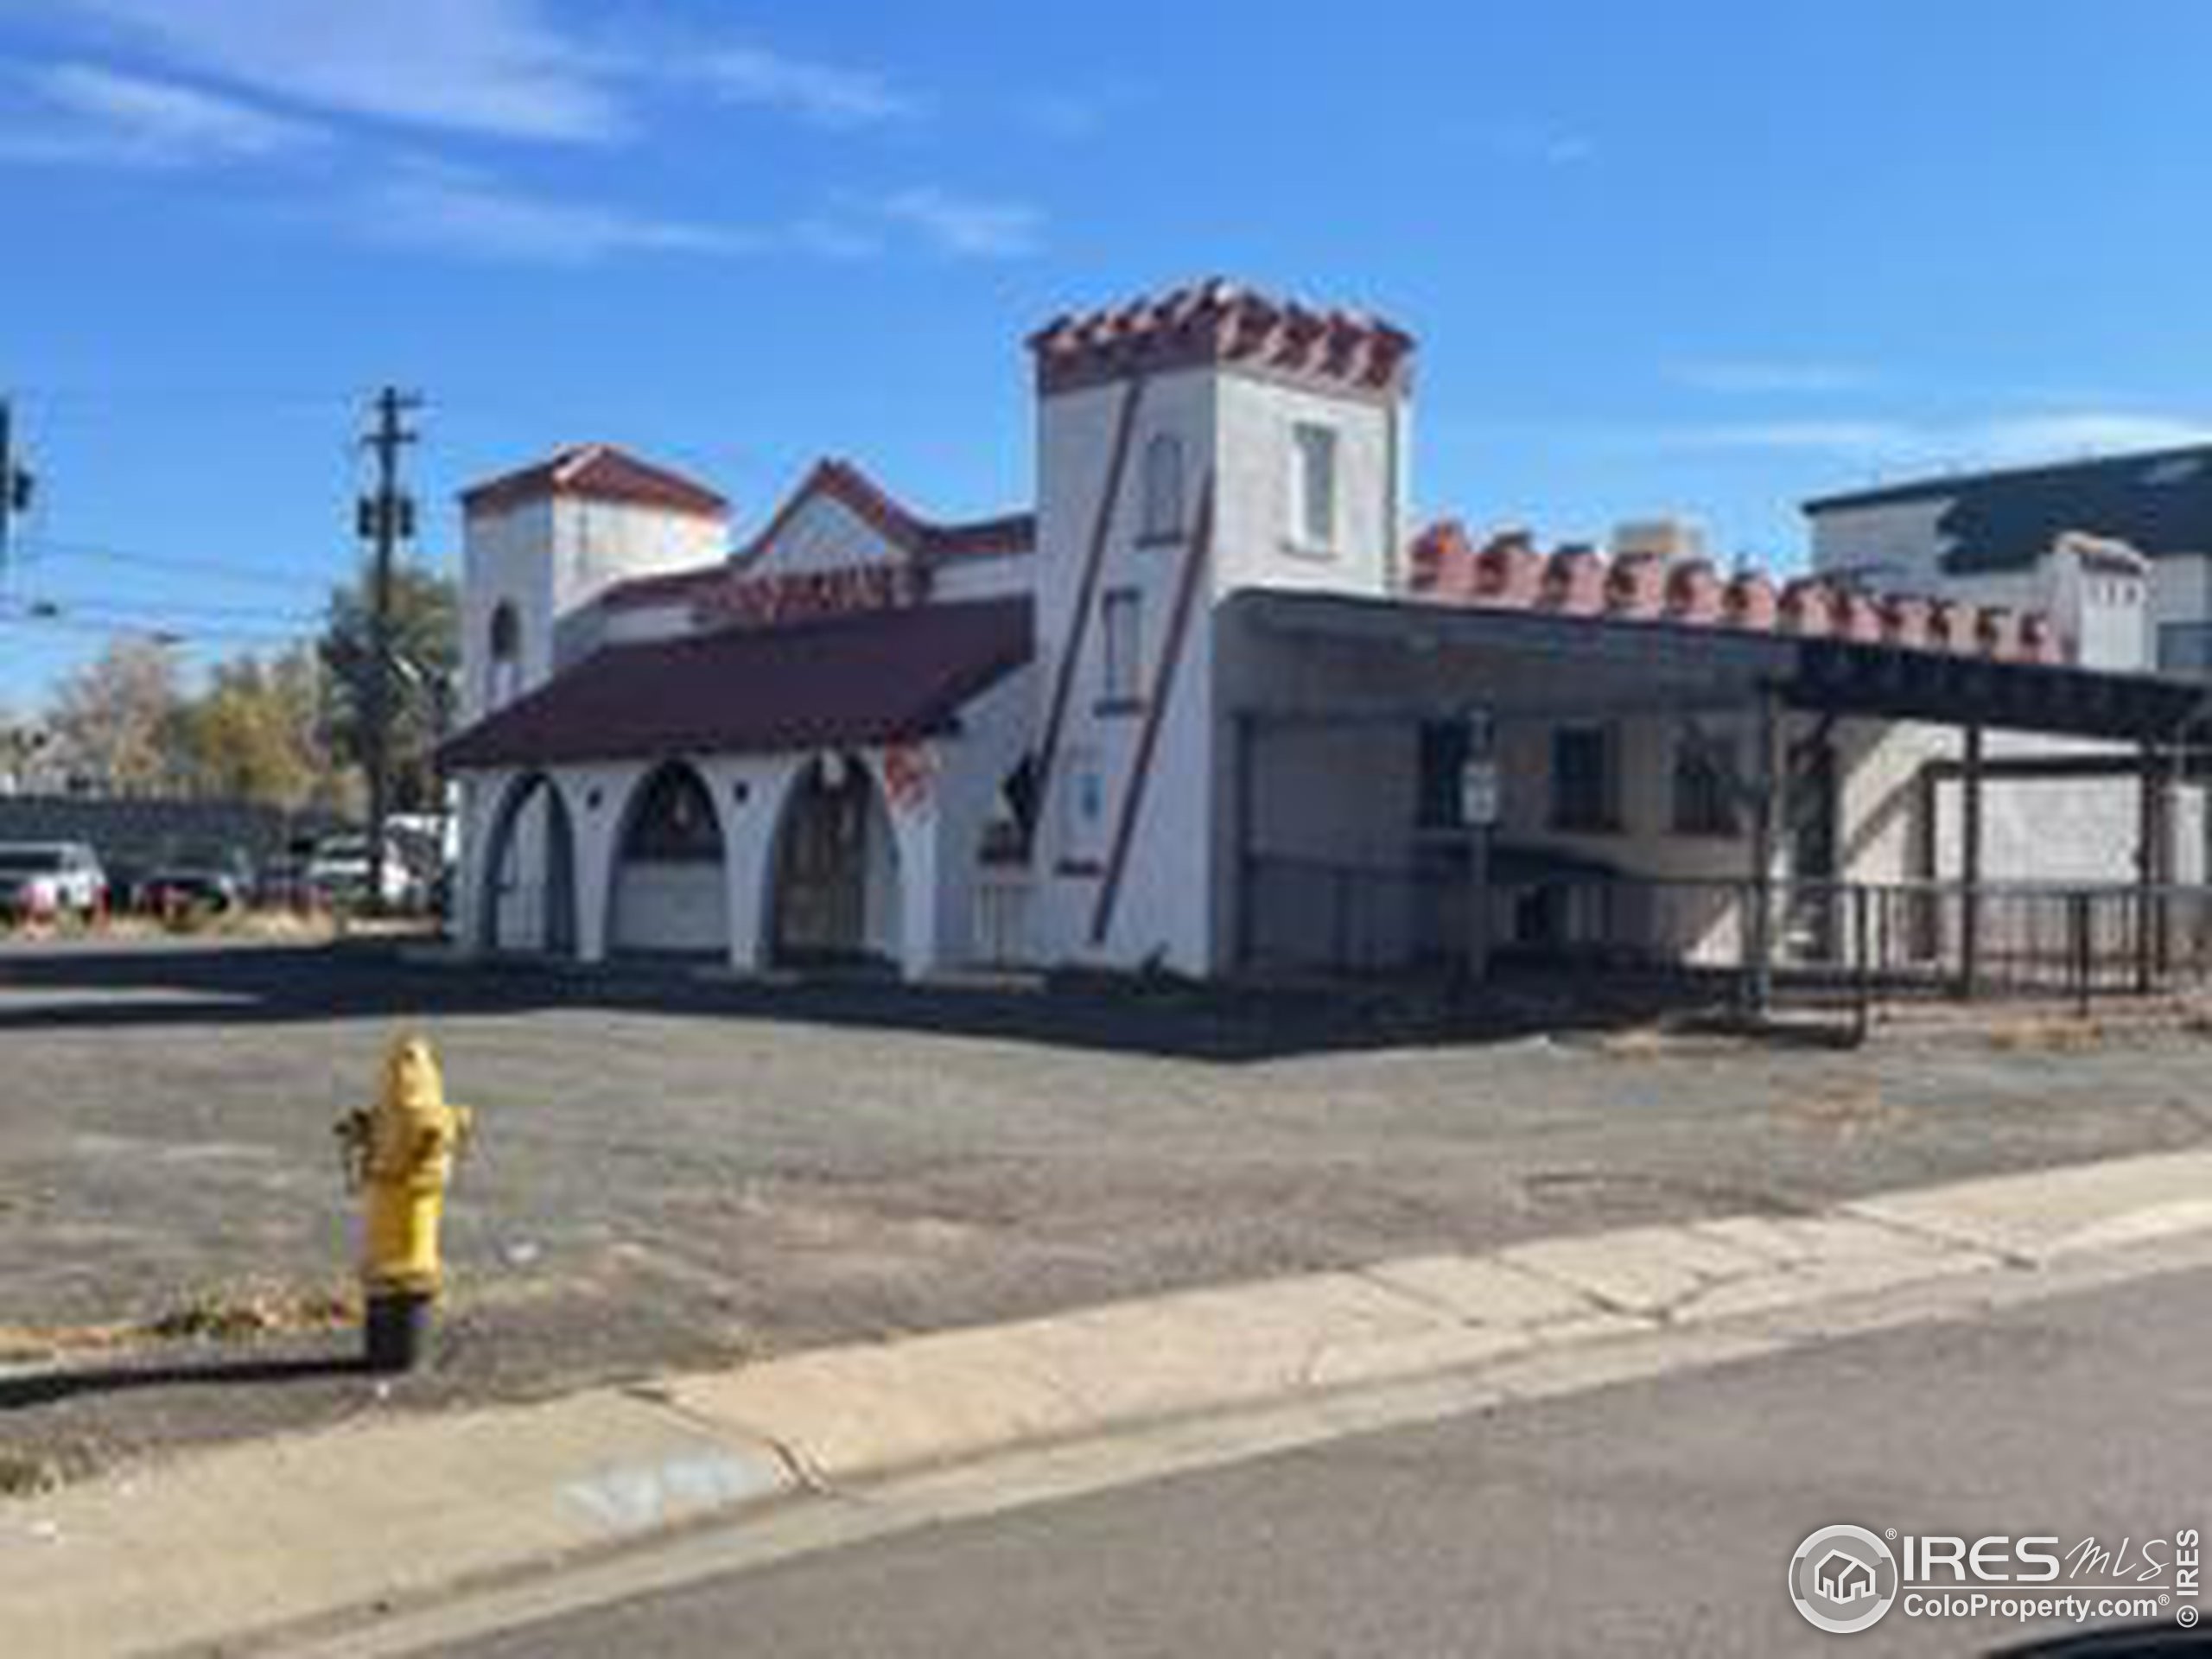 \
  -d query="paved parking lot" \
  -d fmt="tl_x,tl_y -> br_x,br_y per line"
3,937 -> 2209,1481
